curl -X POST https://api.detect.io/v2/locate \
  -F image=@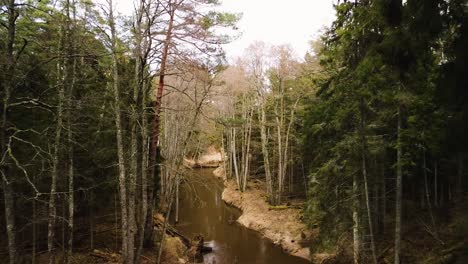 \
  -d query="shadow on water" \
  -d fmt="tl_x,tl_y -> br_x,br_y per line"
172,169 -> 309,264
